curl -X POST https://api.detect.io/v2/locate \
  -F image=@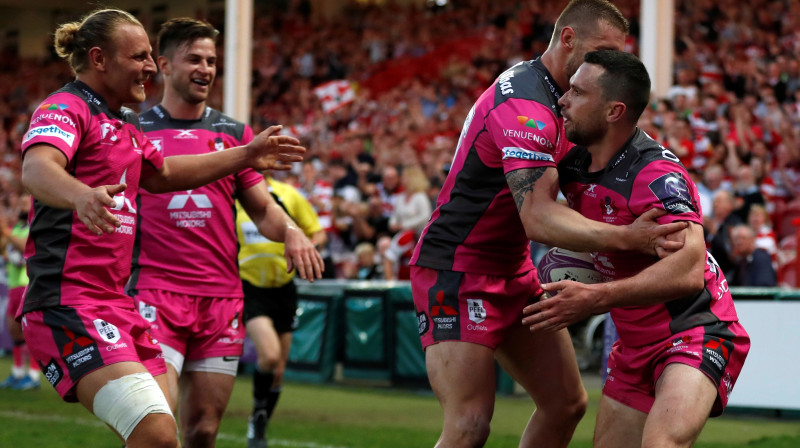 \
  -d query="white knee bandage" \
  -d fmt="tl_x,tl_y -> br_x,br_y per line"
92,372 -> 174,440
